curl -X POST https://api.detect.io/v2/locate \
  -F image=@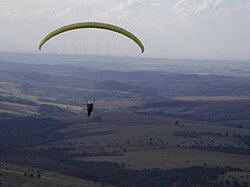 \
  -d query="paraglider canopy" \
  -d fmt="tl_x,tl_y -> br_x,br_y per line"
39,22 -> 144,53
